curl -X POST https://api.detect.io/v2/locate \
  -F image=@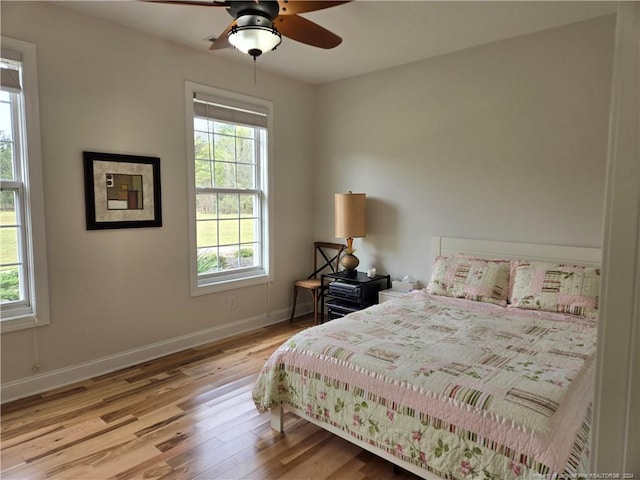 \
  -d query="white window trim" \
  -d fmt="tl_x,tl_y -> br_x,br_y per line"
185,81 -> 274,296
1,37 -> 50,333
